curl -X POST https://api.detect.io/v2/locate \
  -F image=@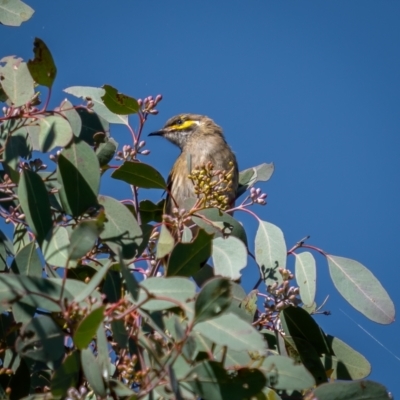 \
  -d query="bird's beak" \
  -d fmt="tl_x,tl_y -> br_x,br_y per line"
148,130 -> 165,137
